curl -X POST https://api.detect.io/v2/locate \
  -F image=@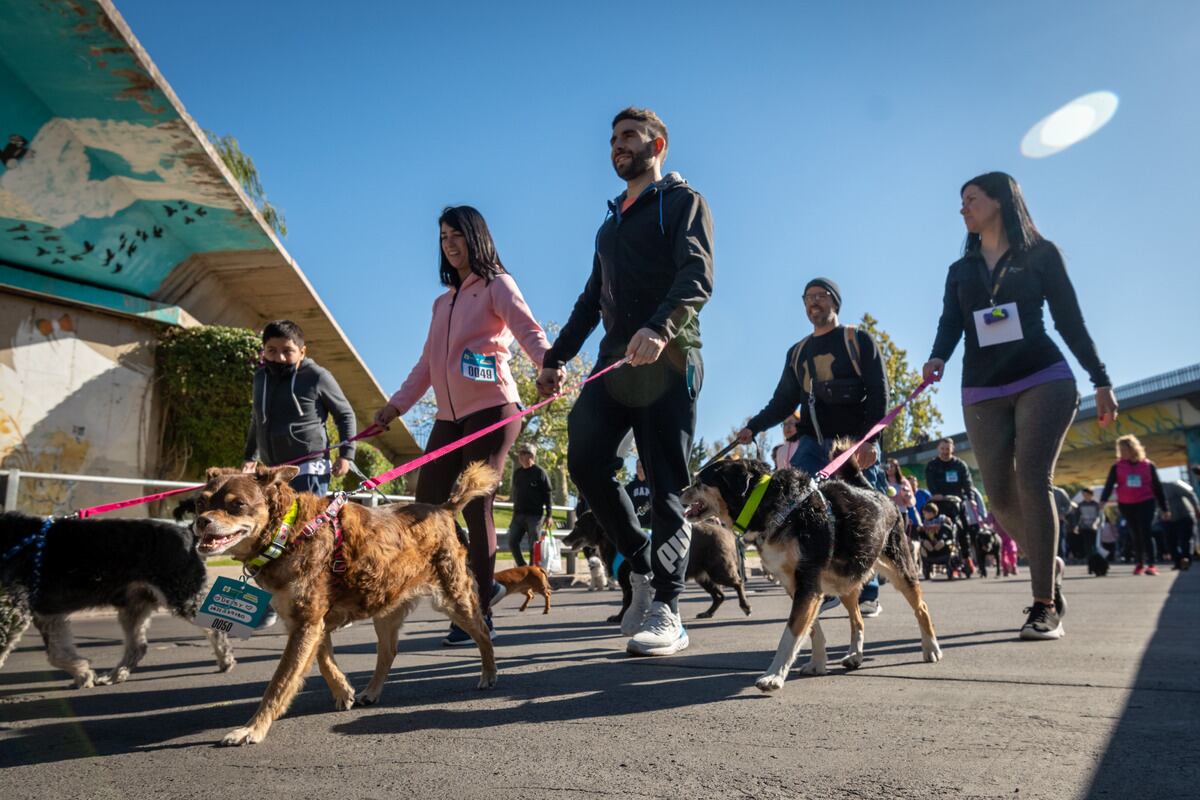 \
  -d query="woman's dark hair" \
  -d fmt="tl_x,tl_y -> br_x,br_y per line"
438,205 -> 506,287
960,172 -> 1044,255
